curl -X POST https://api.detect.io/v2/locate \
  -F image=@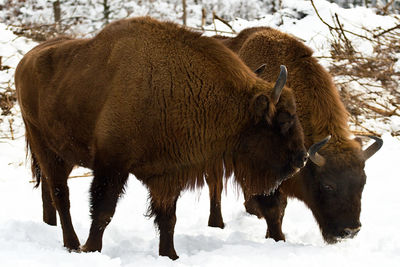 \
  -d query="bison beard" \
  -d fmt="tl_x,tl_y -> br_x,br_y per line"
208,27 -> 382,242
16,17 -> 307,259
